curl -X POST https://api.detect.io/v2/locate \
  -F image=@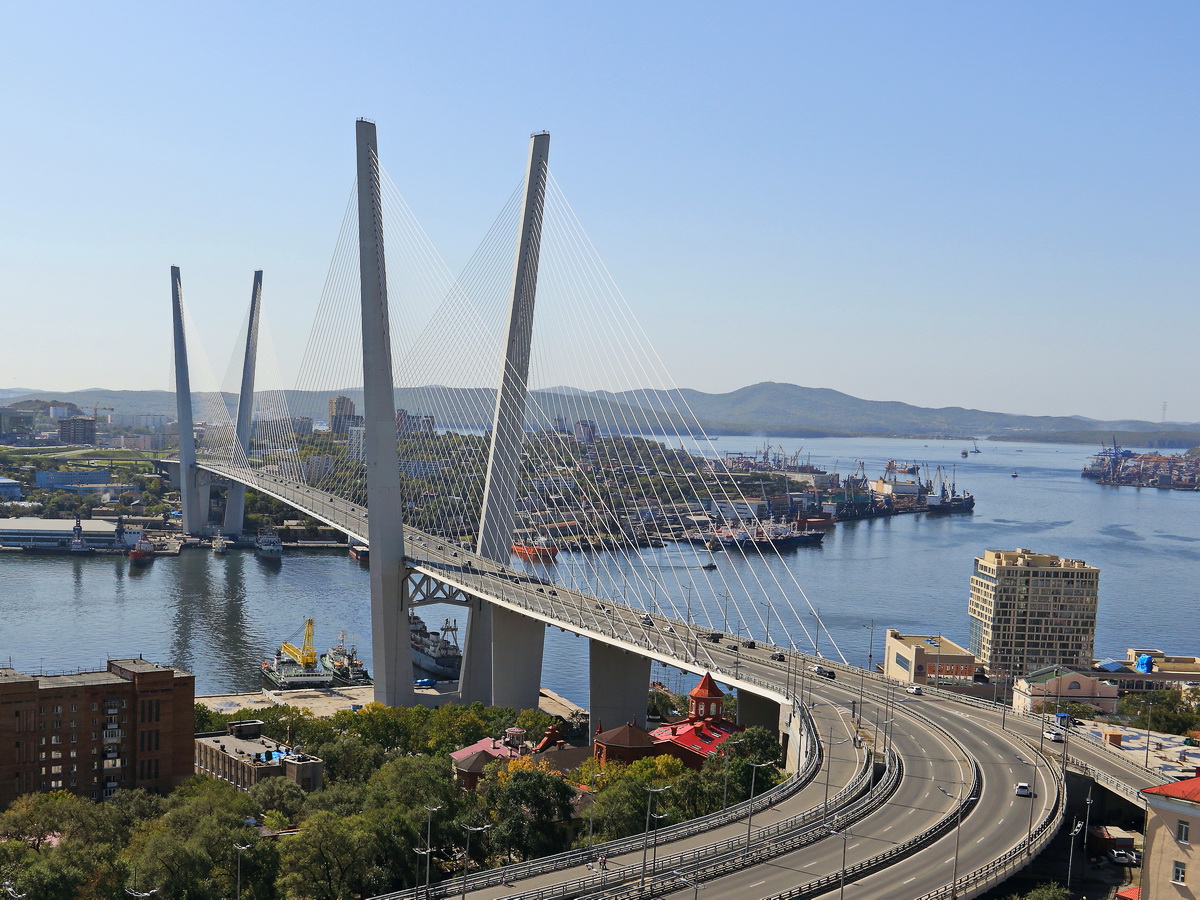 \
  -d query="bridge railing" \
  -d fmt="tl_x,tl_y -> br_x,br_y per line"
498,747 -> 902,900
370,695 -> 827,900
